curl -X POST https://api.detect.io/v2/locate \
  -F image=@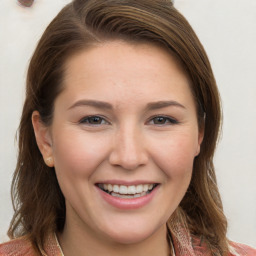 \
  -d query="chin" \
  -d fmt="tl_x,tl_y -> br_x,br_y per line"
107,231 -> 151,245
99,219 -> 163,245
